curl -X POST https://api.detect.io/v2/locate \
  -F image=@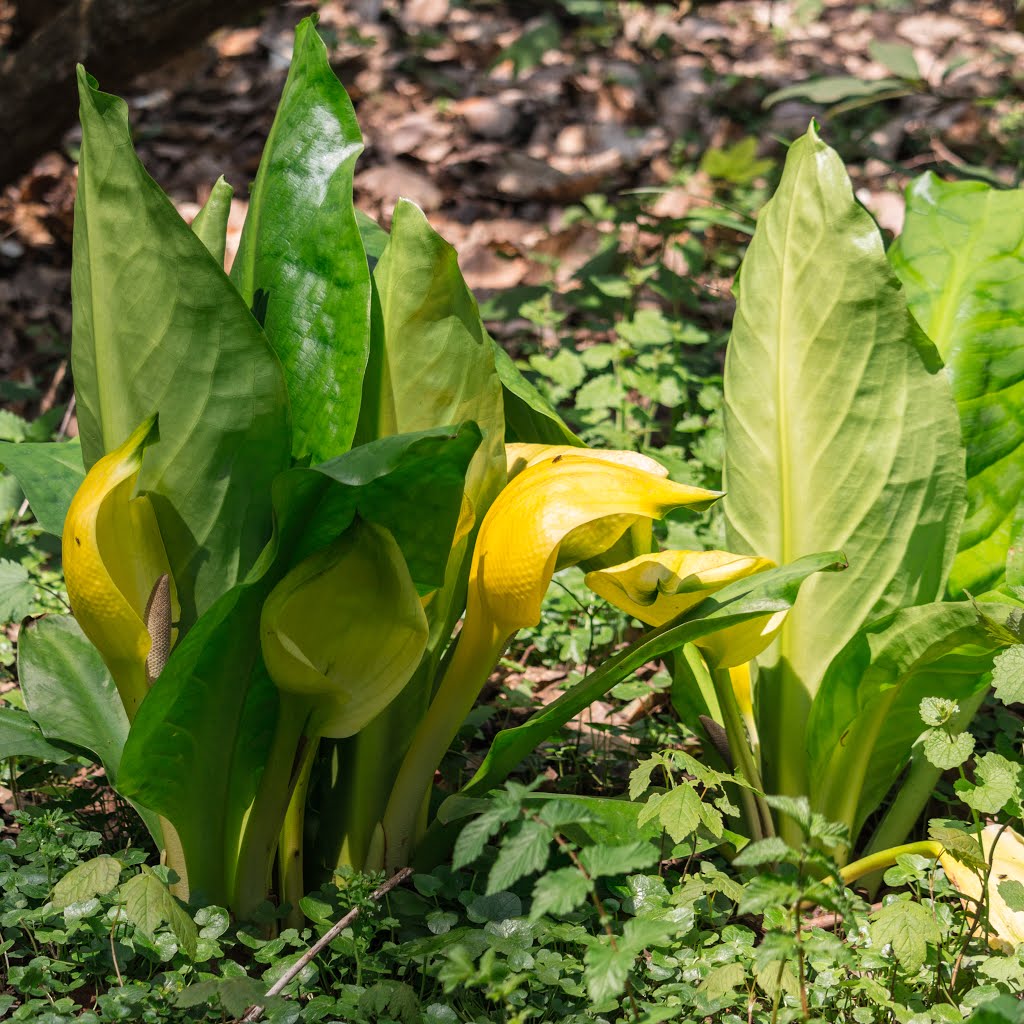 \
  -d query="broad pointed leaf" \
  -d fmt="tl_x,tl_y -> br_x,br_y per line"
72,66 -> 290,628
722,125 -> 965,800
231,18 -> 370,462
0,706 -> 75,762
890,173 -> 1024,596
808,601 -> 1012,839
0,439 -> 84,535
